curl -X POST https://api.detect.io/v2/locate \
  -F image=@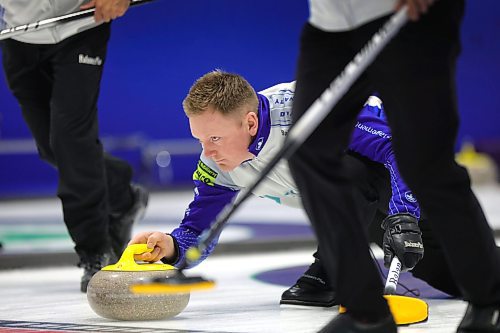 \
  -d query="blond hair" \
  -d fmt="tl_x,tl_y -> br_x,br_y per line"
183,70 -> 258,117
